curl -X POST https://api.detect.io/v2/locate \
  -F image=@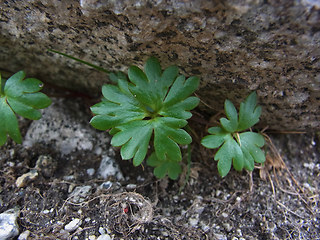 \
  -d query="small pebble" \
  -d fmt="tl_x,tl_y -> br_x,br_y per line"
97,234 -> 112,240
42,209 -> 50,214
16,170 -> 38,188
98,181 -> 113,190
69,186 -> 92,203
126,184 -> 137,190
99,227 -> 105,234
98,155 -> 124,181
87,168 -> 95,176
221,212 -> 228,218
0,208 -> 20,240
65,218 -> 82,232
223,222 -> 233,232
213,233 -> 227,240
18,230 -> 30,240
216,190 -> 222,197
189,217 -> 199,227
